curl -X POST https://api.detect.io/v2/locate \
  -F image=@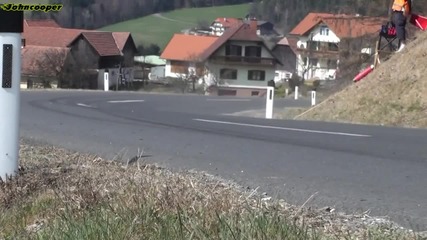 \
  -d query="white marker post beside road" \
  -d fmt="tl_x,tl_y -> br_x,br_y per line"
311,90 -> 316,106
0,8 -> 24,181
104,71 -> 109,91
294,86 -> 299,100
265,86 -> 274,119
